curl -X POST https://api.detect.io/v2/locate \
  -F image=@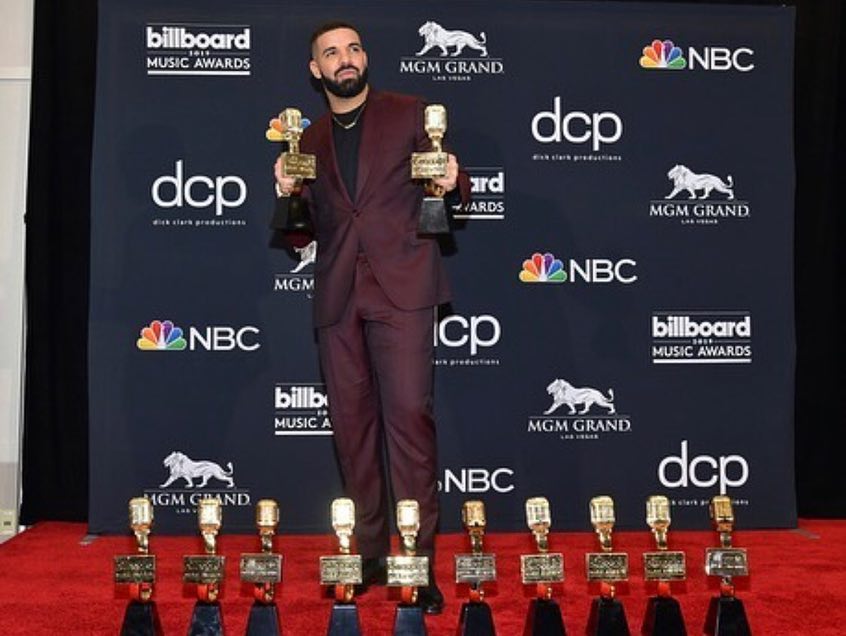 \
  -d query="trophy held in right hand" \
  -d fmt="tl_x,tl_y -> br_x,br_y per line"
520,497 -> 567,636
585,496 -> 631,636
703,496 -> 751,636
268,107 -> 316,232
